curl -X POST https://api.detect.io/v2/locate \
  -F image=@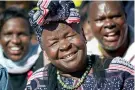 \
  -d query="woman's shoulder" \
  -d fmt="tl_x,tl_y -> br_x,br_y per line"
27,65 -> 49,85
26,64 -> 57,90
108,57 -> 134,75
26,65 -> 49,90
